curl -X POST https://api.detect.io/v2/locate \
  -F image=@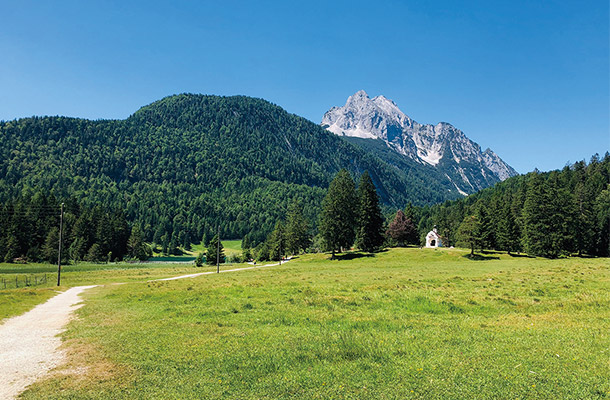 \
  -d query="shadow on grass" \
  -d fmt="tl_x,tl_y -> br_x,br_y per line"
462,253 -> 500,261
333,252 -> 375,261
